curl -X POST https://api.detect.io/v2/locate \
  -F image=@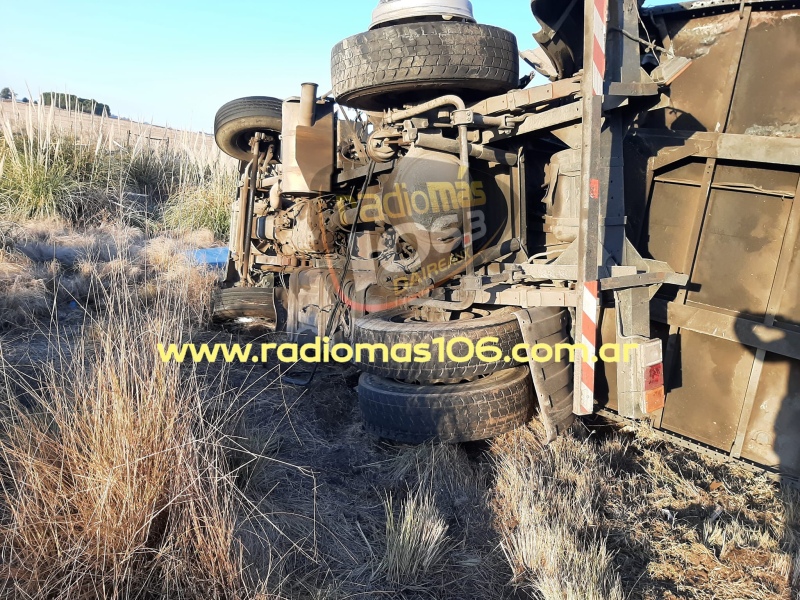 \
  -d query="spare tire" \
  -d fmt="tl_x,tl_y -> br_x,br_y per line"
331,21 -> 519,110
358,366 -> 534,443
214,96 -> 282,161
352,305 -> 523,383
